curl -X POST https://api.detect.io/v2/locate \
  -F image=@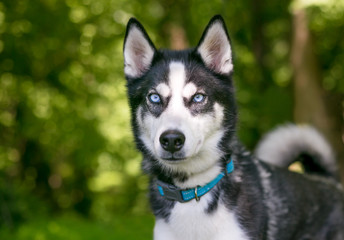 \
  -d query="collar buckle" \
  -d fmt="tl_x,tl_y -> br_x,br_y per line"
156,180 -> 186,203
